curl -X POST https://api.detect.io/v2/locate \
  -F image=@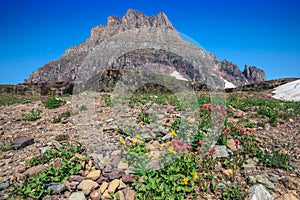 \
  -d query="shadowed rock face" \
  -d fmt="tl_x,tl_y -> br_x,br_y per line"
24,9 -> 265,87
